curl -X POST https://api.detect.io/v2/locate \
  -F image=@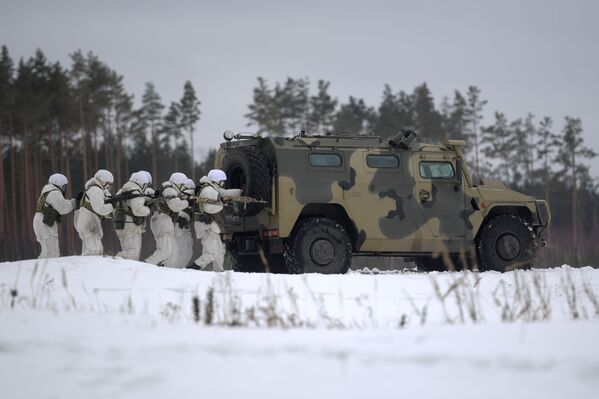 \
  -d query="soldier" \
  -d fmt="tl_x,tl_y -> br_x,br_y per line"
33,173 -> 77,259
75,169 -> 115,256
114,172 -> 151,260
165,178 -> 195,268
192,169 -> 241,271
145,172 -> 189,266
